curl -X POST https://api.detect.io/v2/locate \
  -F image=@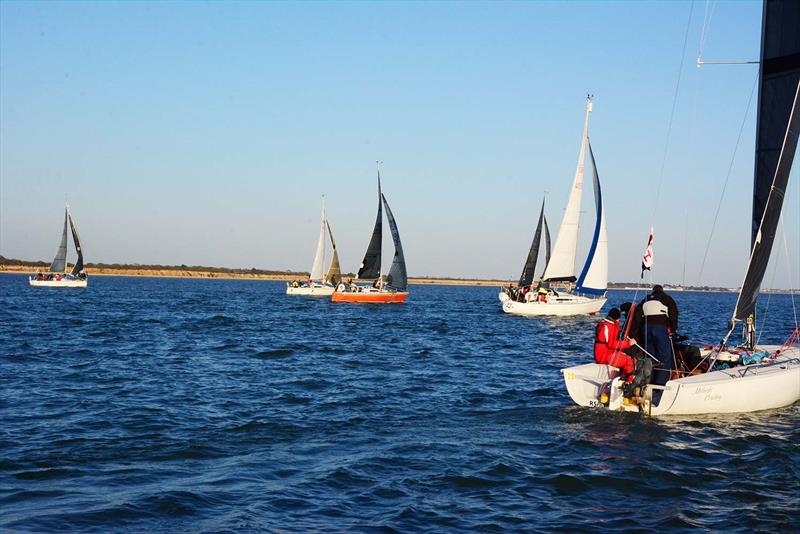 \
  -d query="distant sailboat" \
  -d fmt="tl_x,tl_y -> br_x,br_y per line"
498,196 -> 551,303
287,198 -> 342,296
29,203 -> 88,288
562,0 -> 800,416
503,96 -> 608,316
331,163 -> 409,303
